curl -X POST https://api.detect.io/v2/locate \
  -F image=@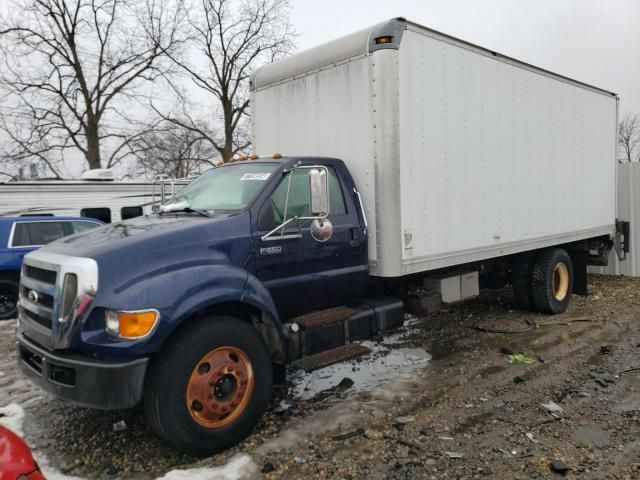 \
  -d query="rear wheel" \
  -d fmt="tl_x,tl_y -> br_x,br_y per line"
531,248 -> 573,314
0,274 -> 19,320
144,316 -> 272,457
511,256 -> 534,310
